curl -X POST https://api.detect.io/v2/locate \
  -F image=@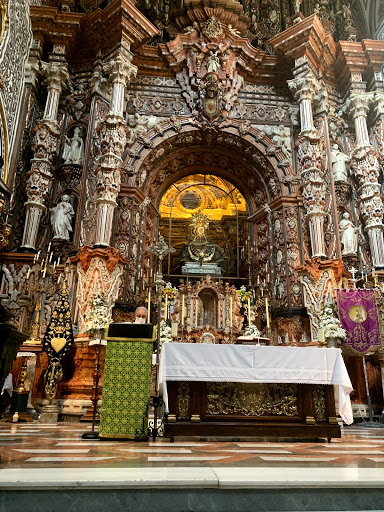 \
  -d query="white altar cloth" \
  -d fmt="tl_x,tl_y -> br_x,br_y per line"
158,344 -> 353,424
